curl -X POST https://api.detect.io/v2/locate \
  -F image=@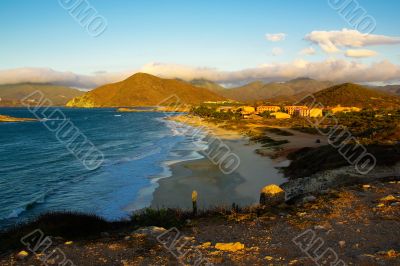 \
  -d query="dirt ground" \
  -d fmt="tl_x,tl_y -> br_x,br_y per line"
1,180 -> 399,266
